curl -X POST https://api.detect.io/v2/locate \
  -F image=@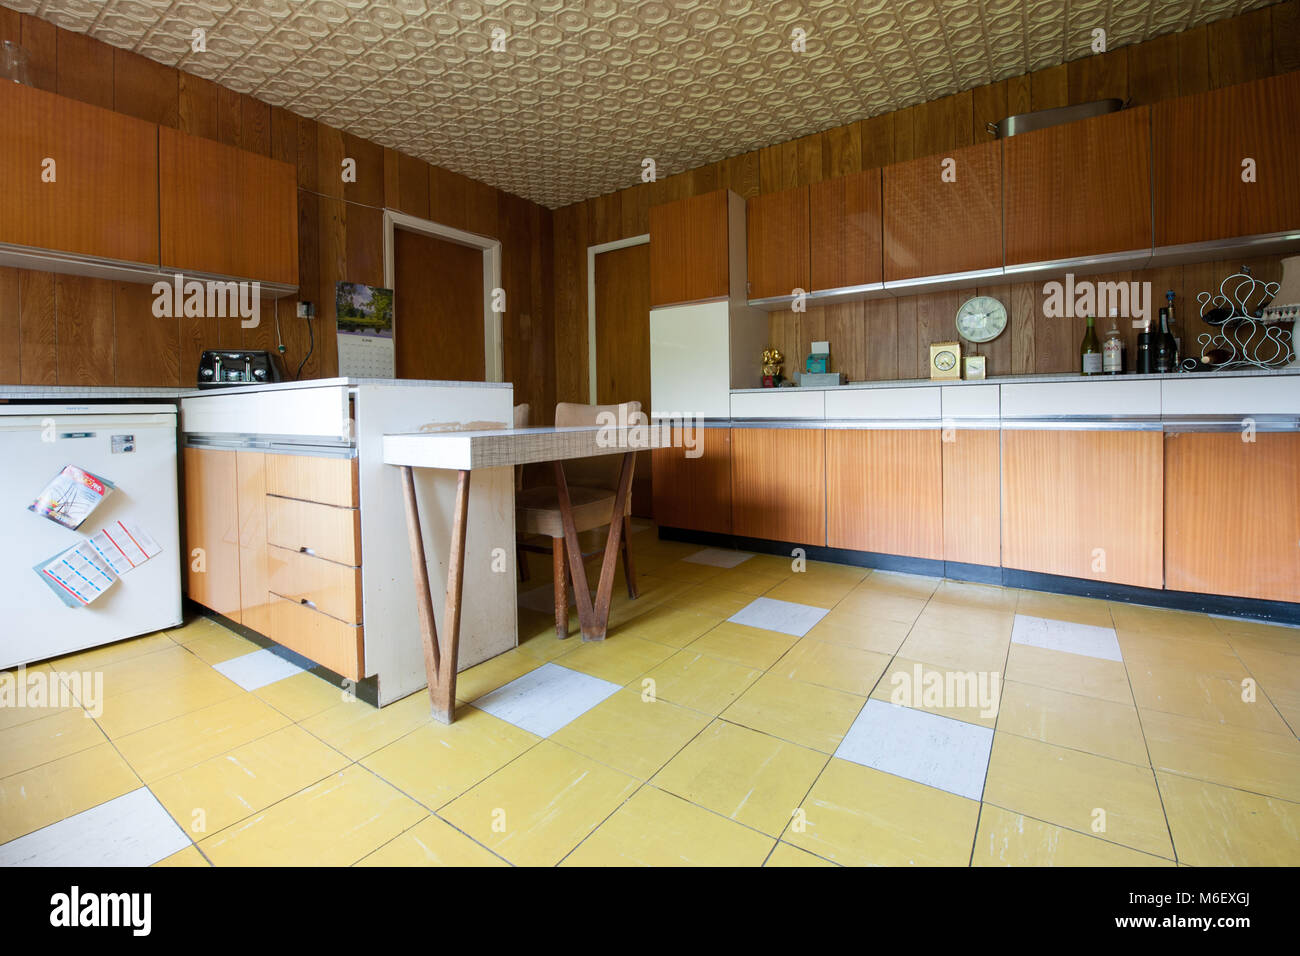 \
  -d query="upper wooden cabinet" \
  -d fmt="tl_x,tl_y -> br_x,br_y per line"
160,126 -> 298,286
1004,107 -> 1152,264
810,169 -> 883,291
649,190 -> 731,307
0,80 -> 159,265
884,141 -> 1001,281
1153,71 -> 1300,247
746,186 -> 810,299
